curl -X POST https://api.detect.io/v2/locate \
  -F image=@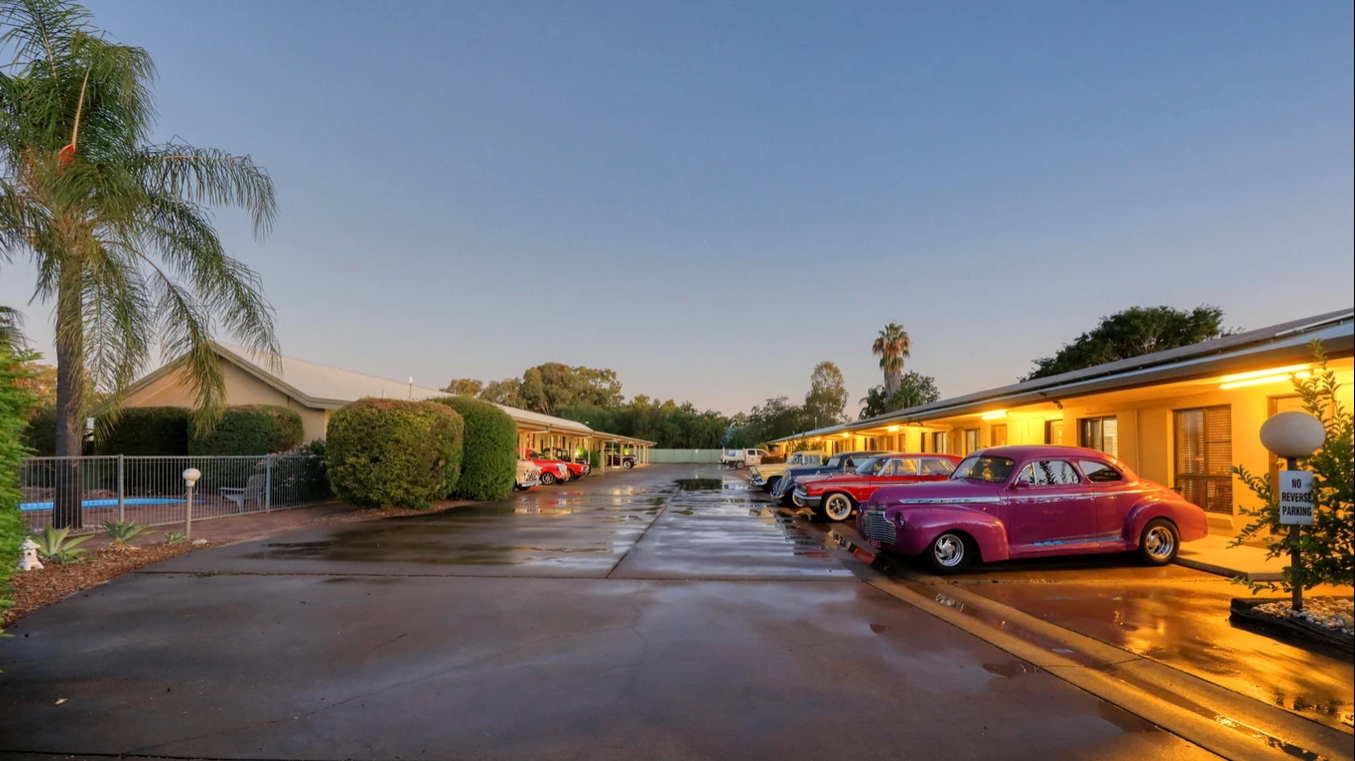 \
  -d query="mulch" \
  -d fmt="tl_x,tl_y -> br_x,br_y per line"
3,543 -> 211,629
2,498 -> 473,630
